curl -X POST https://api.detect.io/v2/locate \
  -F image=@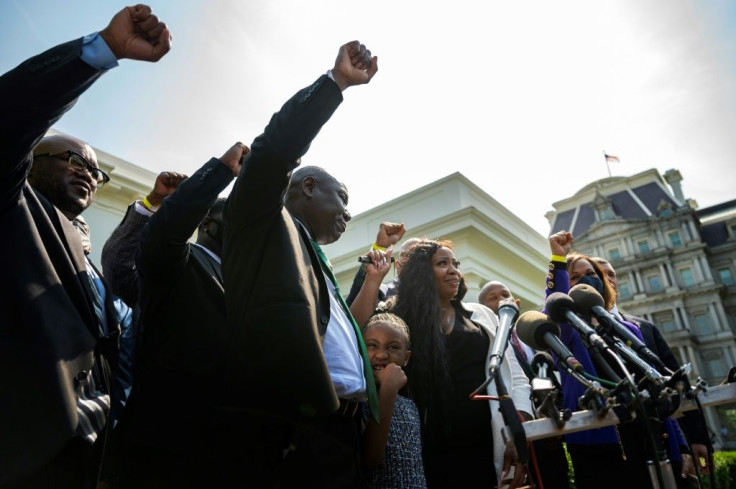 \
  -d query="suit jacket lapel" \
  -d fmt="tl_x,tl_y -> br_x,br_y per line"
190,245 -> 223,286
49,204 -> 100,339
